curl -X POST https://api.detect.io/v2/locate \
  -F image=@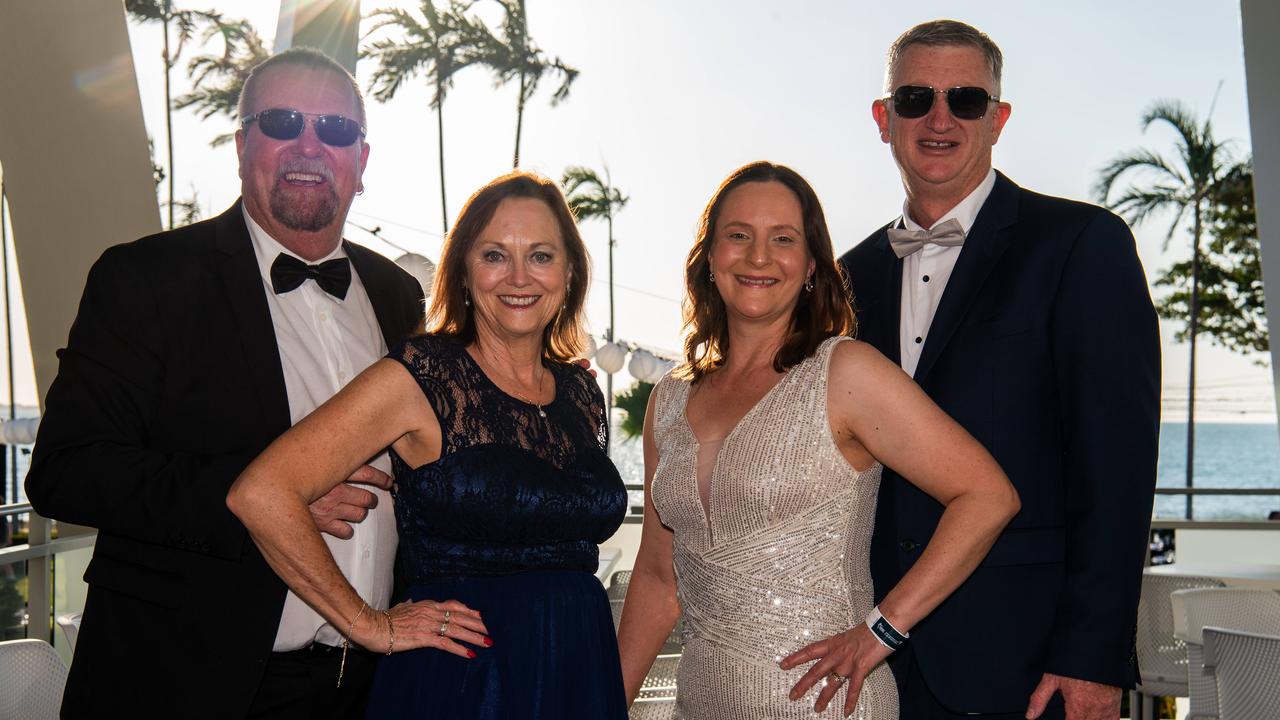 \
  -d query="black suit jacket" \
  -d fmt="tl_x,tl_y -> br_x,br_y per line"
839,173 -> 1159,712
26,202 -> 424,718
